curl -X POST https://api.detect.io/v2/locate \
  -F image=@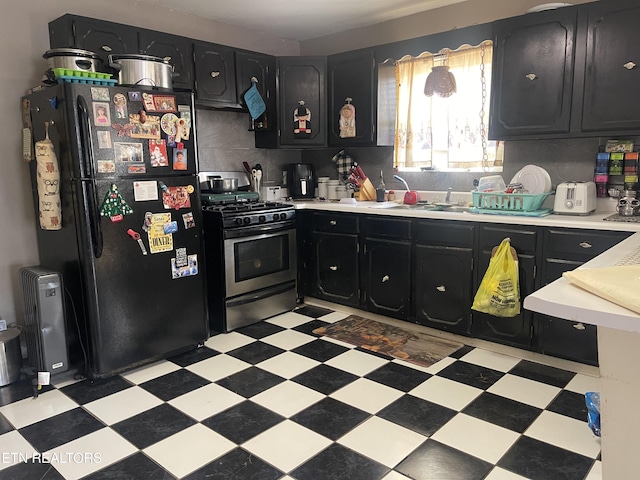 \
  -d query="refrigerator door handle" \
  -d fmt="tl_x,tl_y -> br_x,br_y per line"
77,95 -> 103,258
